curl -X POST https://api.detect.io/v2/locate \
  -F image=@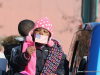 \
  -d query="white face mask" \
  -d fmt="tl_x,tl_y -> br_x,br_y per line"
35,34 -> 48,44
